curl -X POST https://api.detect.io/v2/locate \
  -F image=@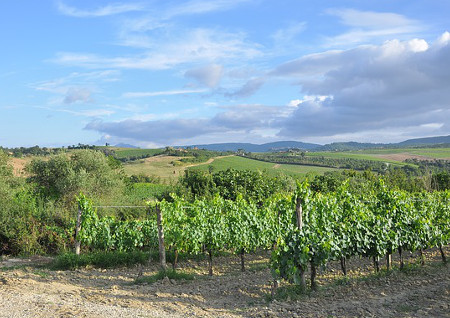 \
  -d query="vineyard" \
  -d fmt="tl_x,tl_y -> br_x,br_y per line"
76,180 -> 450,291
